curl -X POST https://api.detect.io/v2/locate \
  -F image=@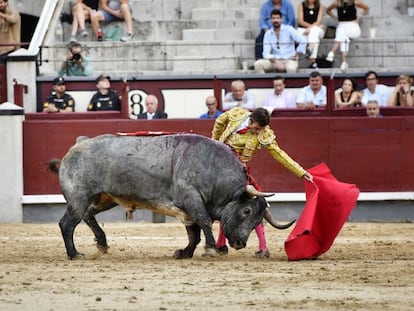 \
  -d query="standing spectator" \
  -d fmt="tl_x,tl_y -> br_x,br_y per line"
296,0 -> 325,69
199,96 -> 223,119
222,80 -> 255,111
325,0 -> 369,71
137,94 -> 168,119
387,74 -> 414,107
255,0 -> 296,60
87,74 -> 121,111
70,0 -> 99,42
91,0 -> 134,42
361,71 -> 391,107
335,77 -> 361,108
0,0 -> 21,55
296,71 -> 327,109
262,75 -> 296,112
58,42 -> 93,76
43,77 -> 75,113
212,107 -> 313,258
366,100 -> 382,118
254,9 -> 307,74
